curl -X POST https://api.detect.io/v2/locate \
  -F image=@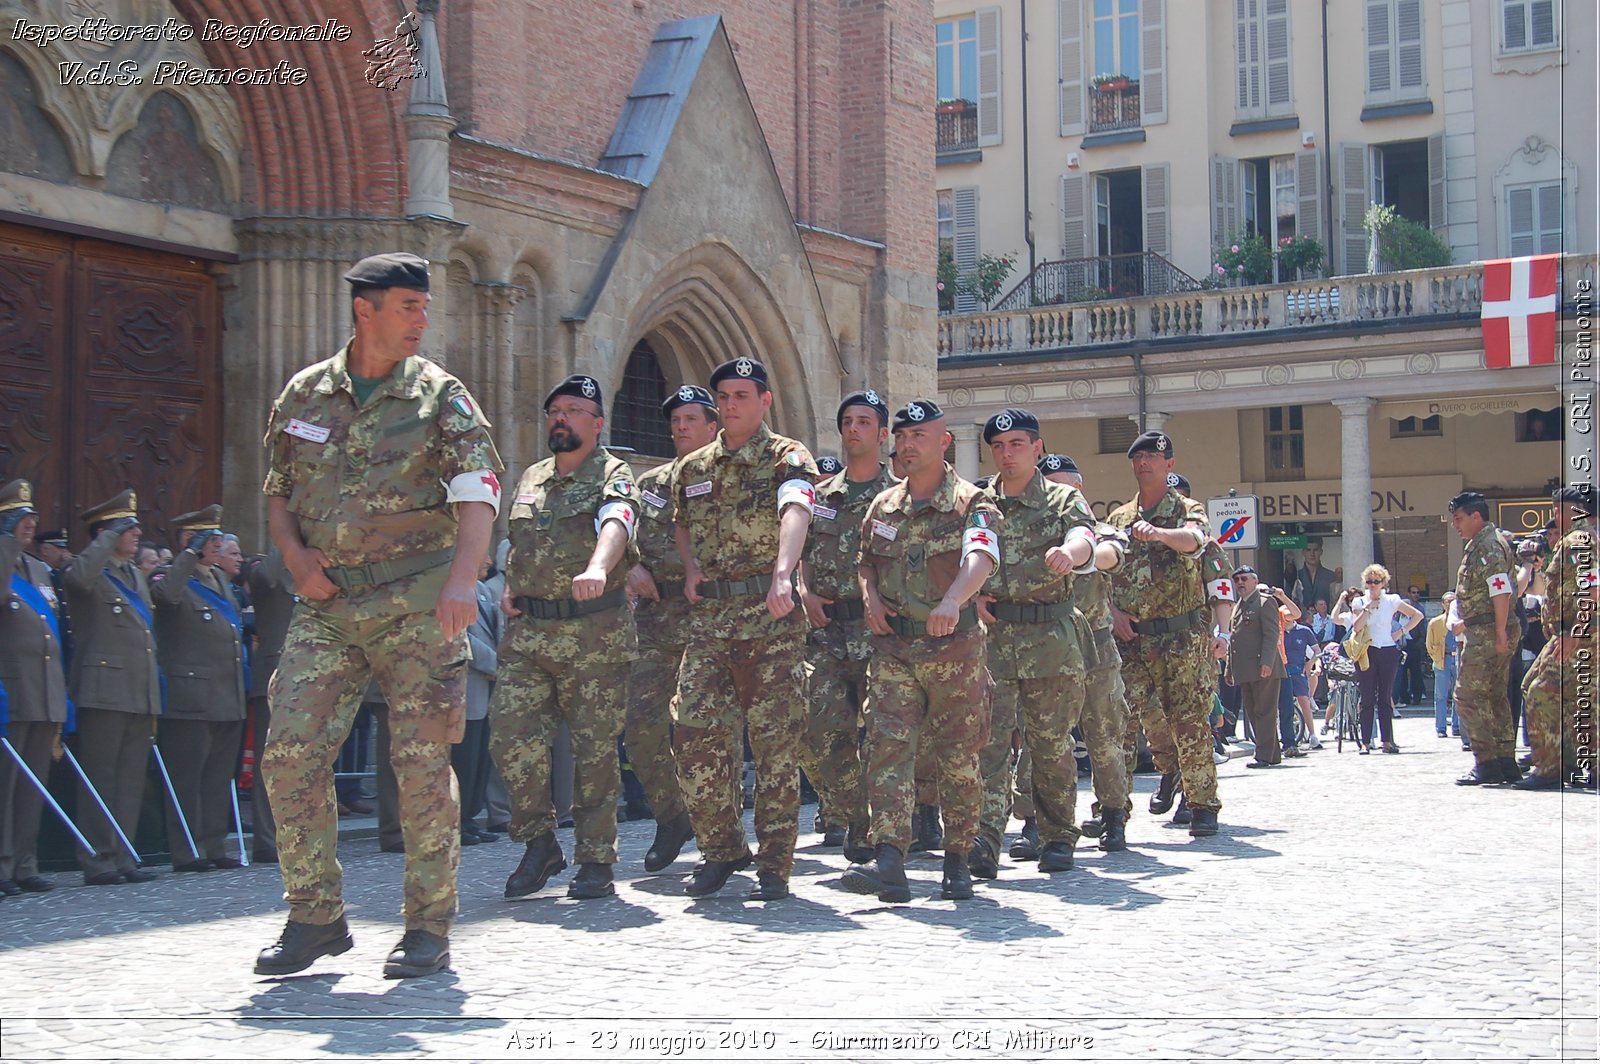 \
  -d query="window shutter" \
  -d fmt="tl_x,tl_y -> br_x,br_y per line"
1265,0 -> 1291,112
1395,0 -> 1423,94
1061,172 -> 1089,259
1536,183 -> 1563,252
1058,0 -> 1085,136
1427,131 -> 1446,232
1531,0 -> 1555,47
1507,187 -> 1535,257
1212,155 -> 1239,248
1236,0 -> 1260,114
1365,0 -> 1392,97
1503,0 -> 1527,50
977,6 -> 1004,146
1140,0 -> 1167,124
1297,147 -> 1323,249
1337,142 -> 1370,274
1143,163 -> 1171,256
954,186 -> 981,312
